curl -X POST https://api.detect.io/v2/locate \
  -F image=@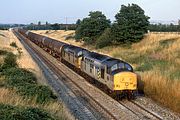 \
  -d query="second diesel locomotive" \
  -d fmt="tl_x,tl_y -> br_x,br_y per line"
16,28 -> 139,99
